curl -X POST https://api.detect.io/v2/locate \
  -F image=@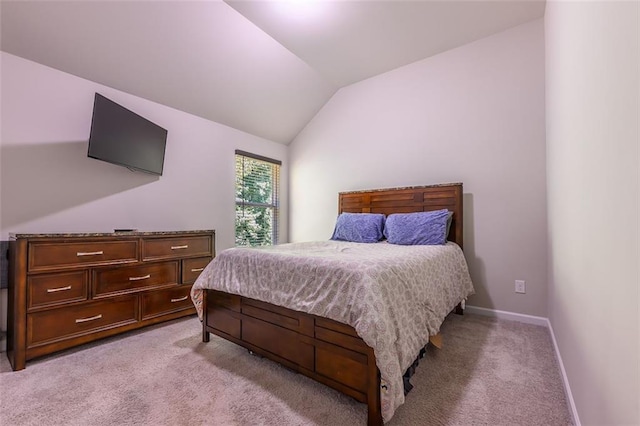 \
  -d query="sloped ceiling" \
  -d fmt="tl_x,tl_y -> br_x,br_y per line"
226,0 -> 546,87
0,0 -> 545,145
